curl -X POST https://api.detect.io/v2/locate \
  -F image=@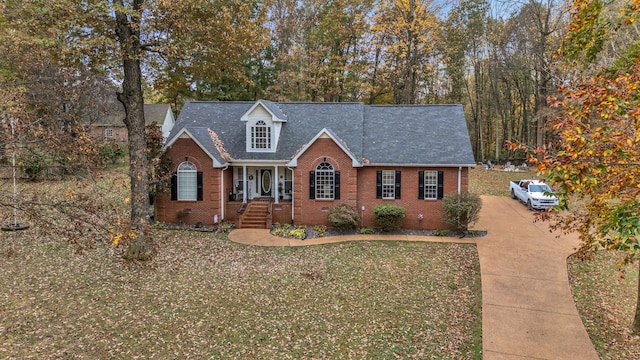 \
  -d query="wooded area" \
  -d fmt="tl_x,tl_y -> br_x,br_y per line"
0,0 -> 578,164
